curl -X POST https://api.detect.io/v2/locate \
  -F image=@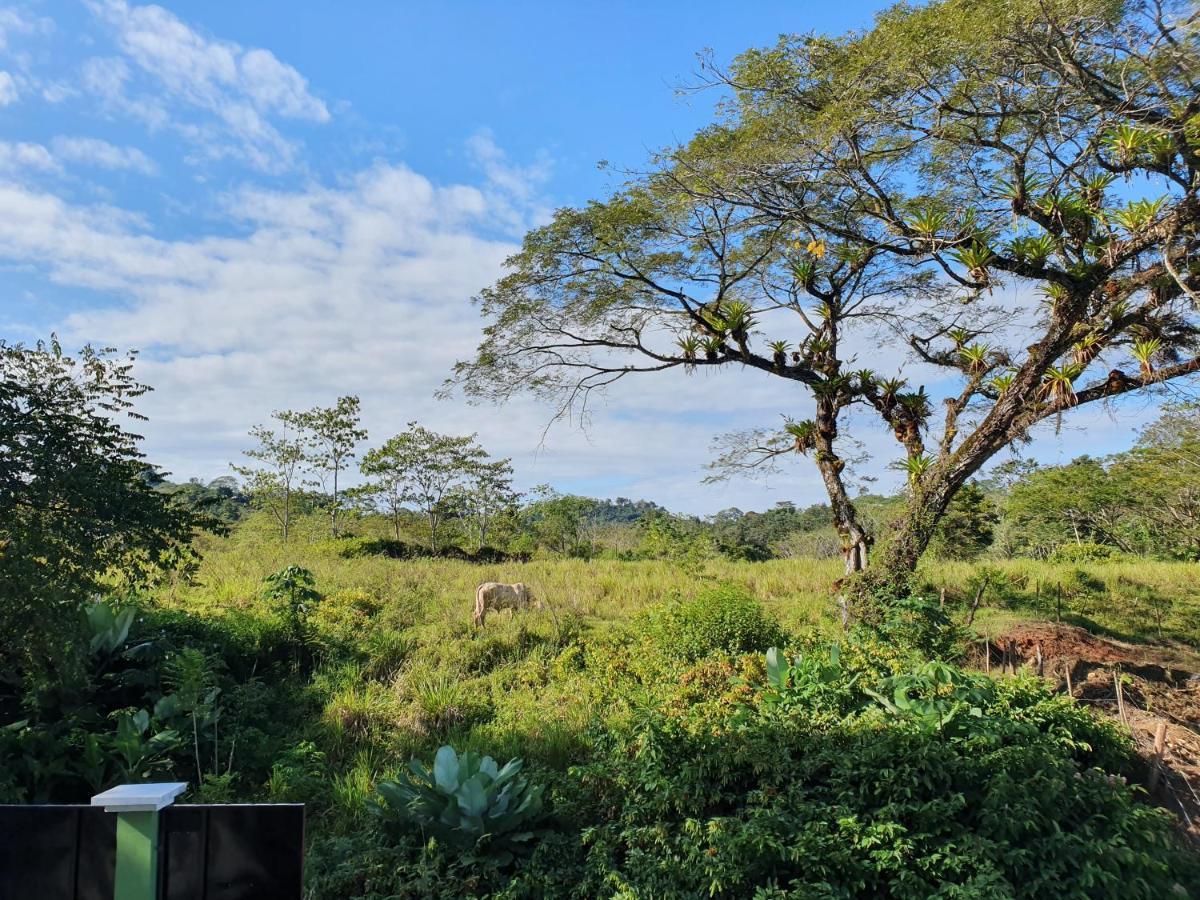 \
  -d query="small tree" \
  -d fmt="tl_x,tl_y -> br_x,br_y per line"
1,337 -> 208,669
453,458 -> 519,552
232,419 -> 305,542
360,424 -> 488,553
290,396 -> 367,538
